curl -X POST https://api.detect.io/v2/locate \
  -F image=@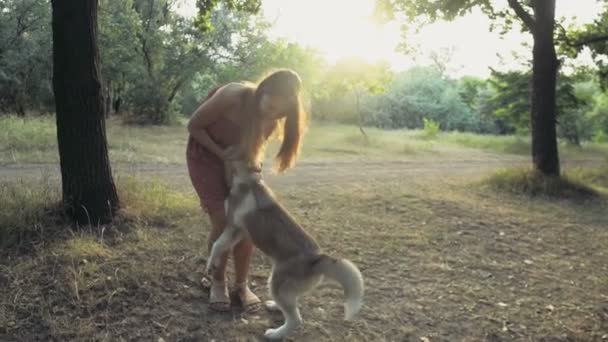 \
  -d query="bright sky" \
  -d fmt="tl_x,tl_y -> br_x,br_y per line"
178,0 -> 604,78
